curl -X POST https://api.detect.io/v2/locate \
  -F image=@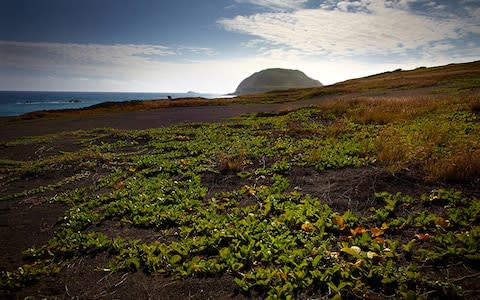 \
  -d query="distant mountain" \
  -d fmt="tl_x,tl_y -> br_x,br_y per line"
235,68 -> 322,95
